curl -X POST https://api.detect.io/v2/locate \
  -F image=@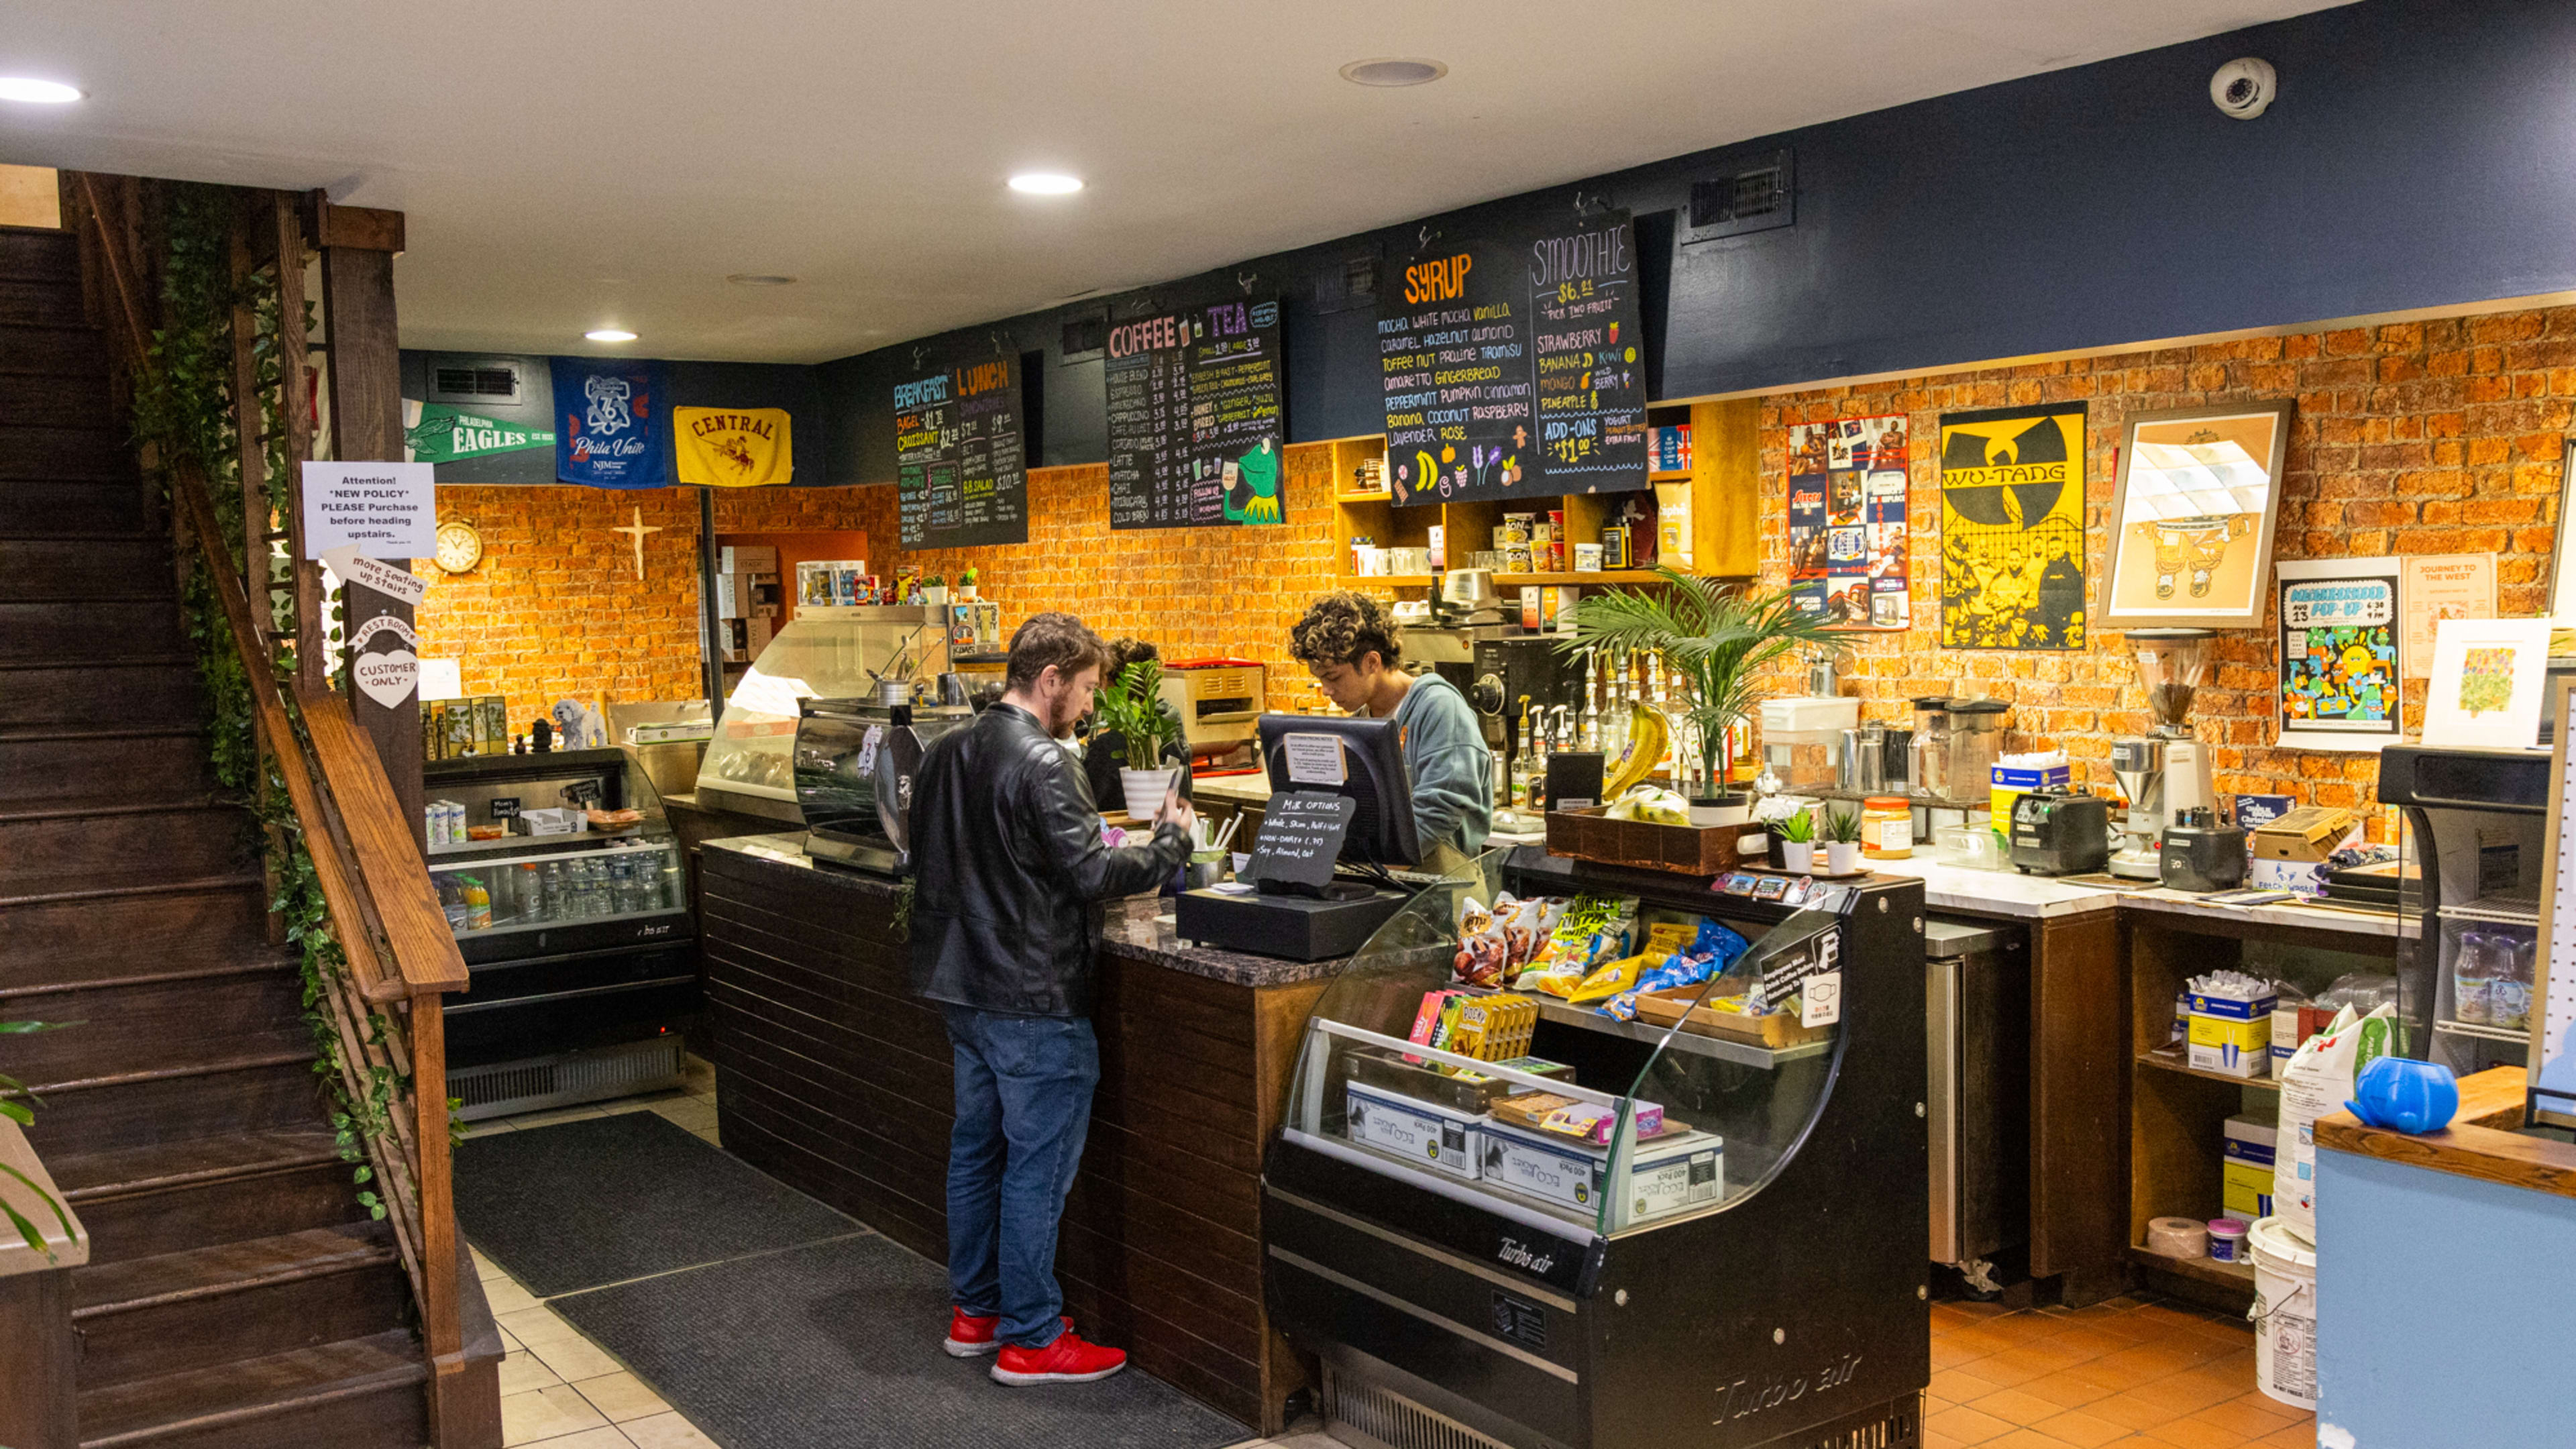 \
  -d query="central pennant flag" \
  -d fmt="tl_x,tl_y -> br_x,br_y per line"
674,407 -> 794,487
